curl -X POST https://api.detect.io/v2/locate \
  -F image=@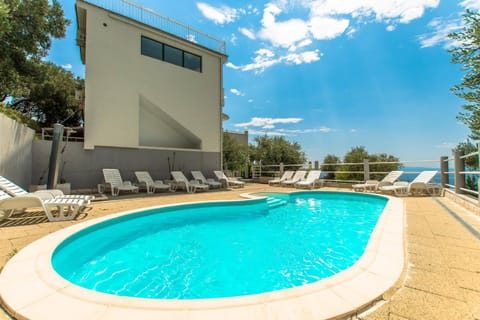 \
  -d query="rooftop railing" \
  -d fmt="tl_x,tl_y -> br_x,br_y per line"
83,0 -> 226,55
